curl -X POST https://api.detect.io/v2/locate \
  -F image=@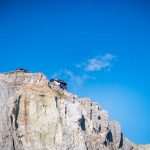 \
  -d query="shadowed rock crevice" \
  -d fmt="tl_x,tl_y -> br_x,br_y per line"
12,95 -> 21,130
10,115 -> 13,126
55,97 -> 58,108
65,106 -> 67,115
118,132 -> 124,149
99,125 -> 101,132
12,138 -> 15,150
79,115 -> 86,131
104,130 -> 113,146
